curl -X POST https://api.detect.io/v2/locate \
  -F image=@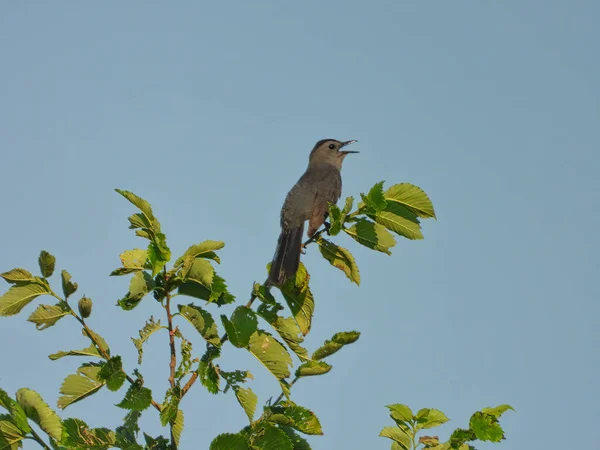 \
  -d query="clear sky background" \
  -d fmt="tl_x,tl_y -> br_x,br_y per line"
1,2 -> 598,449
